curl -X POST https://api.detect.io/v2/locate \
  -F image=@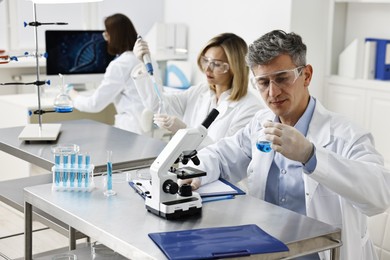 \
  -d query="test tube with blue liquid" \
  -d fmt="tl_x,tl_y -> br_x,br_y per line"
69,153 -> 76,187
54,154 -> 61,186
104,150 -> 116,196
63,154 -> 69,187
77,154 -> 83,188
85,153 -> 90,188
